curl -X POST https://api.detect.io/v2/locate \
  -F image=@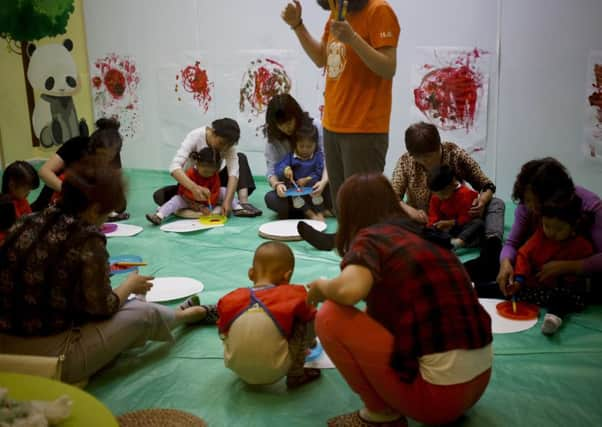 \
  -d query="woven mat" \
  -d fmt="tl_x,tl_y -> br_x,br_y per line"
117,408 -> 207,427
